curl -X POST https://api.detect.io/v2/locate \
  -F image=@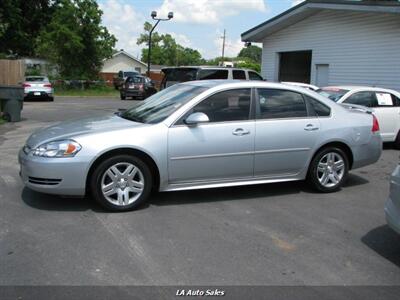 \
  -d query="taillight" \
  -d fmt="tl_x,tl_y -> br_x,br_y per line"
44,83 -> 52,88
138,84 -> 144,91
372,114 -> 380,133
22,83 -> 31,87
